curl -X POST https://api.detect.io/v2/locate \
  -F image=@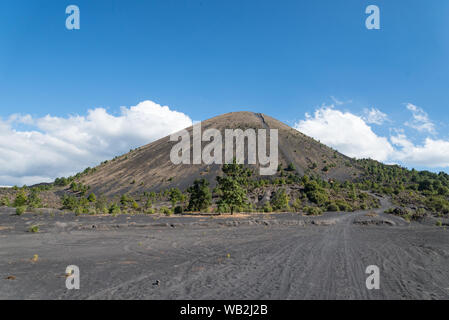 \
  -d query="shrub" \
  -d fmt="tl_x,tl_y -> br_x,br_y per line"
62,195 -> 79,210
13,190 -> 28,207
169,188 -> 183,207
95,195 -> 109,214
74,206 -> 86,216
160,206 -> 172,216
29,225 -> 39,233
174,206 -> 183,214
217,202 -> 230,214
436,220 -> 443,227
145,208 -> 155,214
145,198 -> 152,209
304,206 -> 323,216
306,190 -> 328,206
359,203 -> 368,210
27,189 -> 42,208
327,203 -> 339,212
87,193 -> 97,202
263,202 -> 273,213
0,196 -> 10,207
109,203 -> 121,215
292,198 -> 302,212
336,200 -> 353,212
131,200 -> 139,211
16,206 -> 26,216
270,188 -> 290,211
